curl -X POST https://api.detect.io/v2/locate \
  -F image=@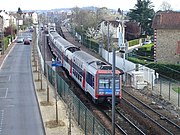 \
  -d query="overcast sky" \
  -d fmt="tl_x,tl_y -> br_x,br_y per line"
0,0 -> 179,11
